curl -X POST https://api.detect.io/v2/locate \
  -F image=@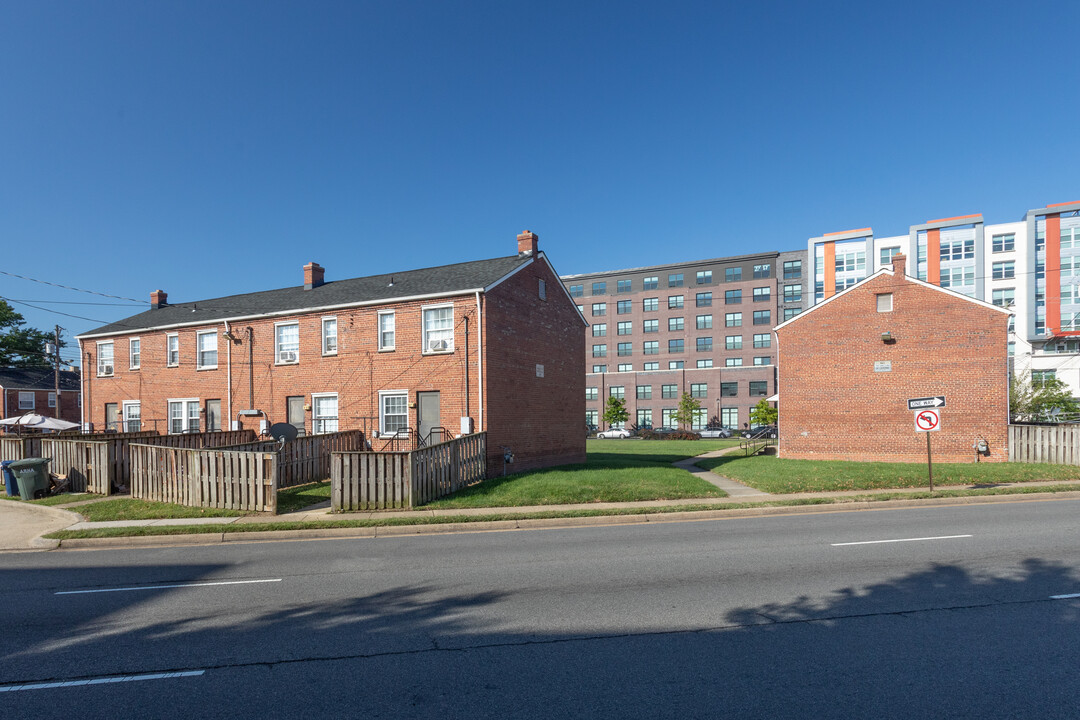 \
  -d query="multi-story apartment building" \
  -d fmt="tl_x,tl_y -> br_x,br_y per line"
807,200 -> 1080,395
562,250 -> 808,432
